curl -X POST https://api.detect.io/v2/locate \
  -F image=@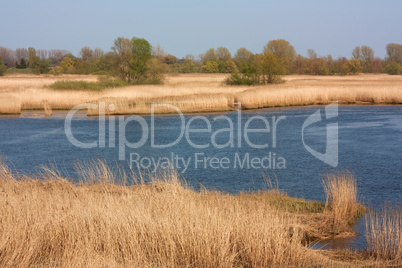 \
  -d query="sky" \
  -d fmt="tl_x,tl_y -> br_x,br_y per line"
1,0 -> 401,59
